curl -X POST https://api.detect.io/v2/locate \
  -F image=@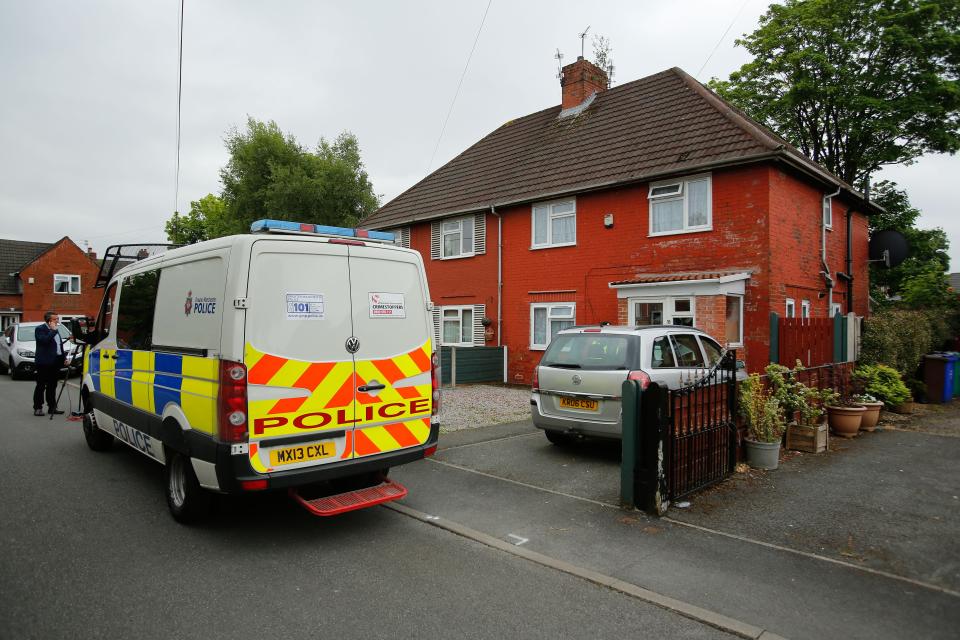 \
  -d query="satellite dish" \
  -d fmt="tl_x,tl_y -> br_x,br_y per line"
869,229 -> 909,268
